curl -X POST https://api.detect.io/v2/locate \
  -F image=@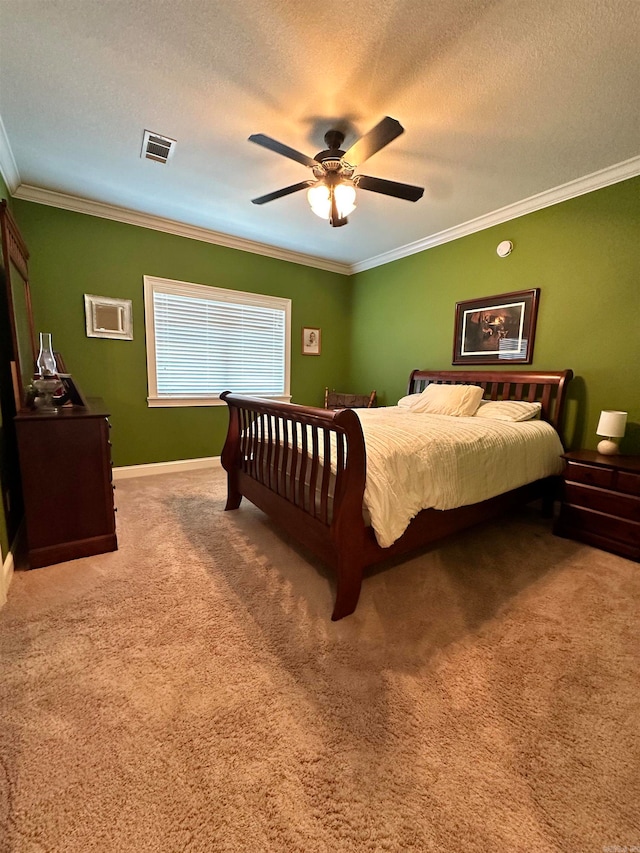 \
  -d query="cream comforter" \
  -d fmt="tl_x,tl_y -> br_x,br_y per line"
354,407 -> 565,548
